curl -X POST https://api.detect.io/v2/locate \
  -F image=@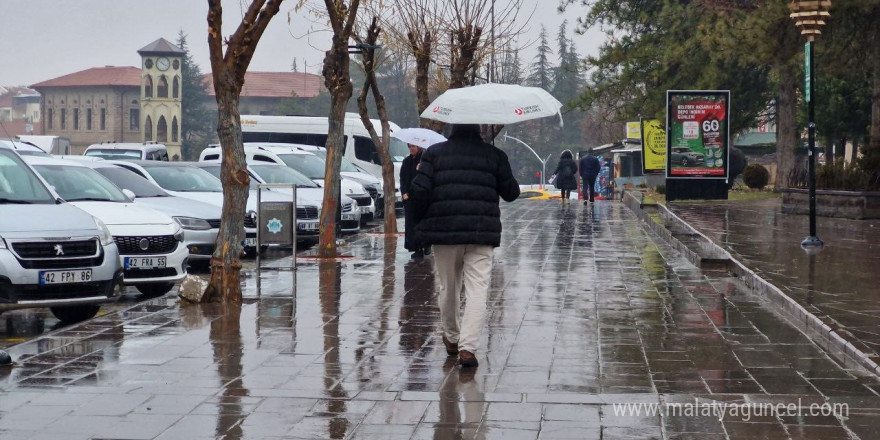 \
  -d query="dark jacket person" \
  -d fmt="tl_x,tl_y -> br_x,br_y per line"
410,124 -> 519,368
579,148 -> 601,203
400,144 -> 427,257
552,149 -> 578,203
